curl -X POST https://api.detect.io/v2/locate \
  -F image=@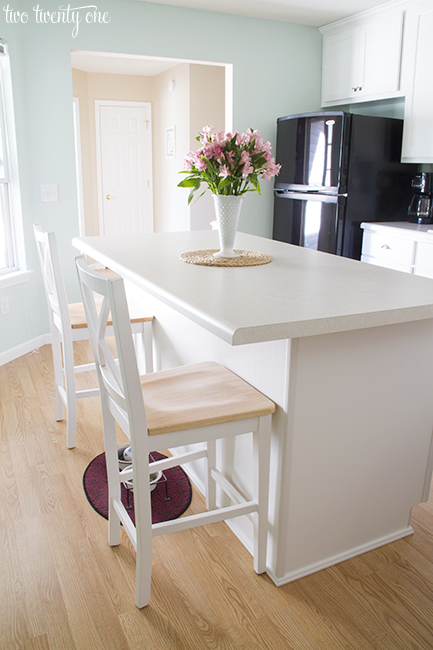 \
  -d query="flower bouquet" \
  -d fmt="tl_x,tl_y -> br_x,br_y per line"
178,125 -> 281,204
178,126 -> 280,258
